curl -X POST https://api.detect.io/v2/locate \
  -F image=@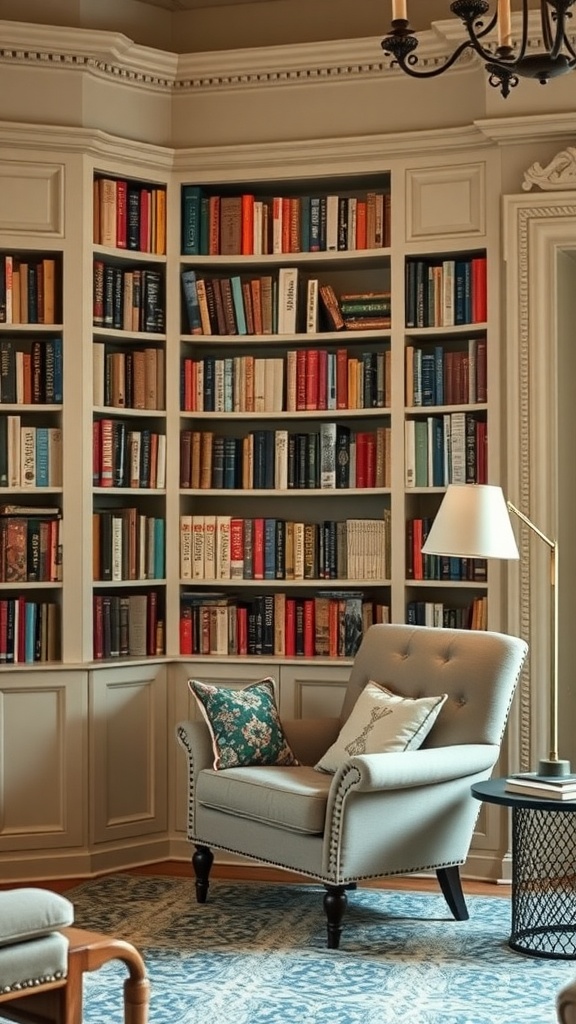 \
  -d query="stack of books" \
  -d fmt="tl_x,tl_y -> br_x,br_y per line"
505,773 -> 576,800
